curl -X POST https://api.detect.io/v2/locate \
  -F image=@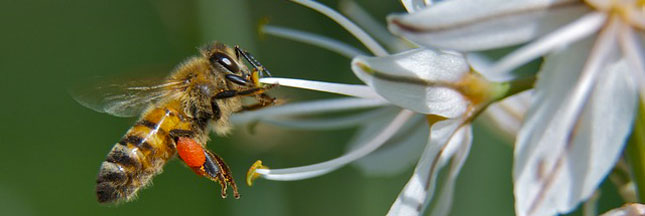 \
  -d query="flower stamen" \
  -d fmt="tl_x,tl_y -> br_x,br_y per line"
247,109 -> 415,181
290,0 -> 388,56
261,25 -> 367,58
260,77 -> 384,99
247,160 -> 268,186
